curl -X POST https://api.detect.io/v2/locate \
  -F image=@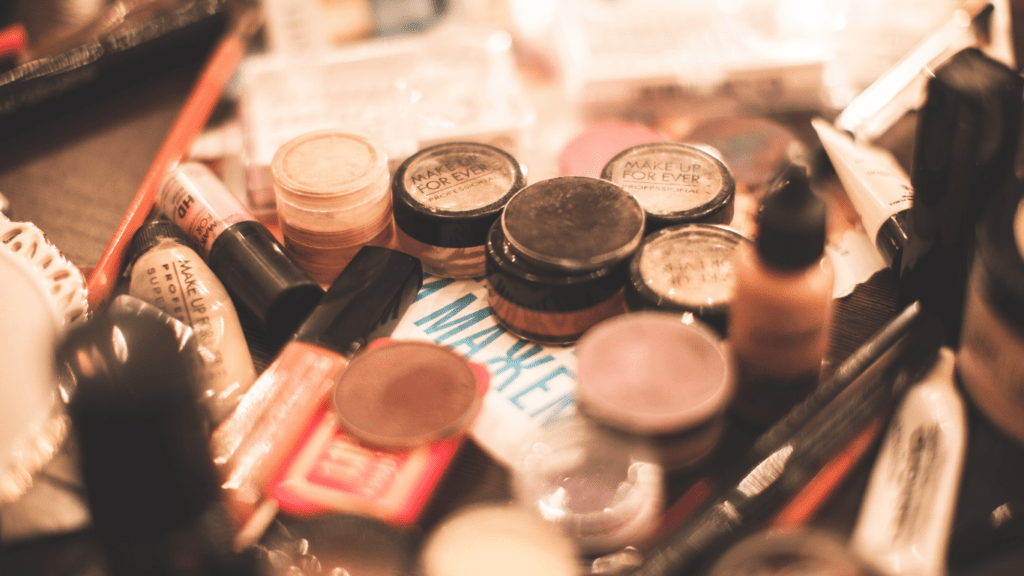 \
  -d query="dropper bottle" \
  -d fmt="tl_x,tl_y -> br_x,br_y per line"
728,164 -> 834,428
